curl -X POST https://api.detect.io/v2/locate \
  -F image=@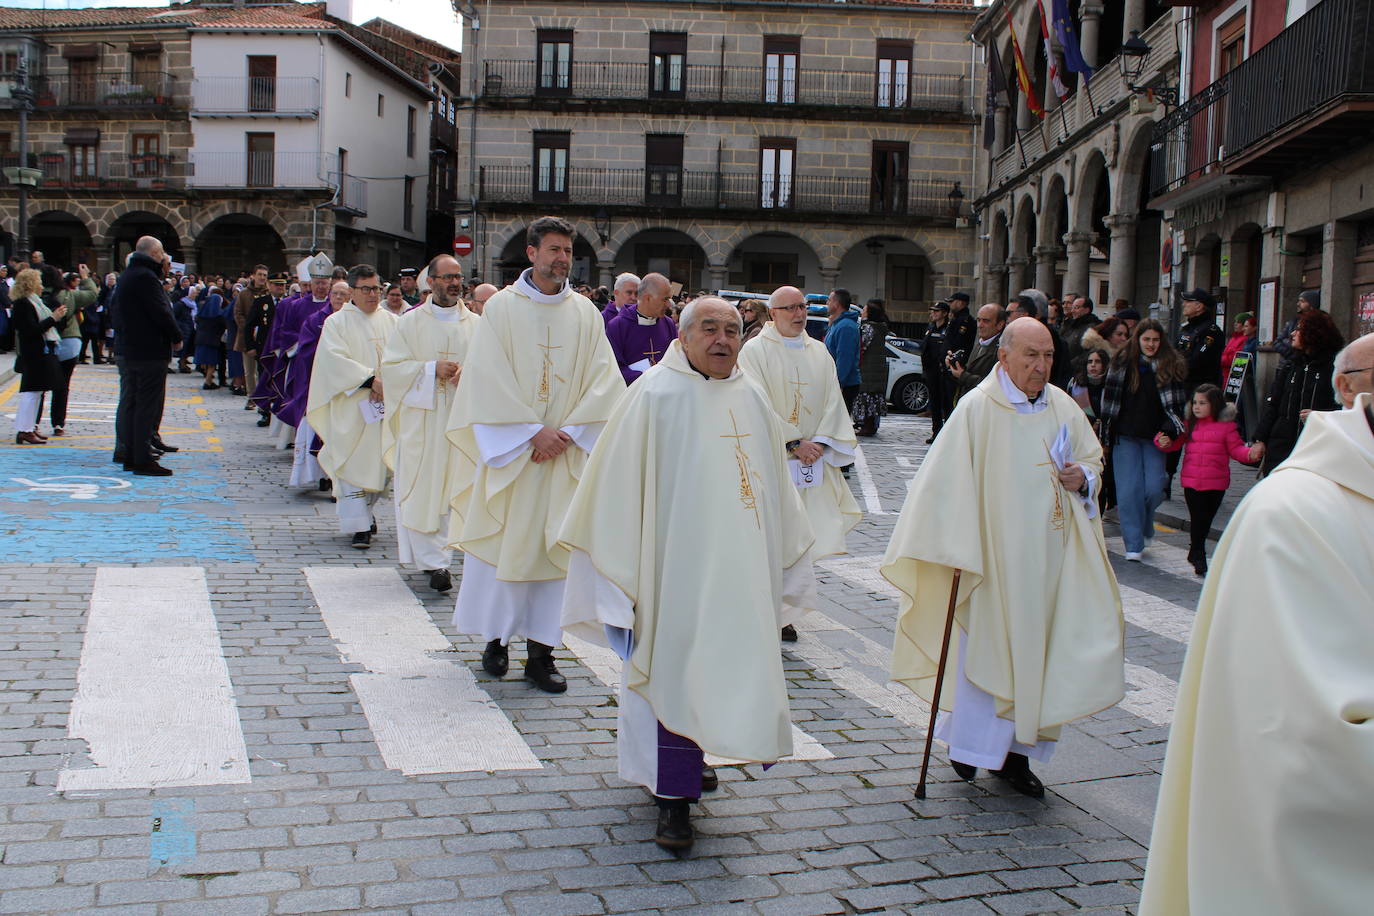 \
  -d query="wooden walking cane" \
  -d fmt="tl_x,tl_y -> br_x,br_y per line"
915,568 -> 962,800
